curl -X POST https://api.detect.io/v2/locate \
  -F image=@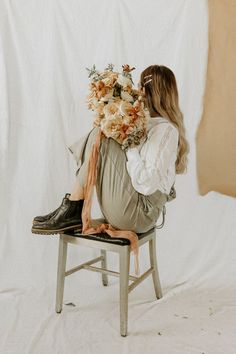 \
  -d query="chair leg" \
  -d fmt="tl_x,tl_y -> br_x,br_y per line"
149,235 -> 163,299
119,246 -> 130,337
100,249 -> 108,286
55,235 -> 68,313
